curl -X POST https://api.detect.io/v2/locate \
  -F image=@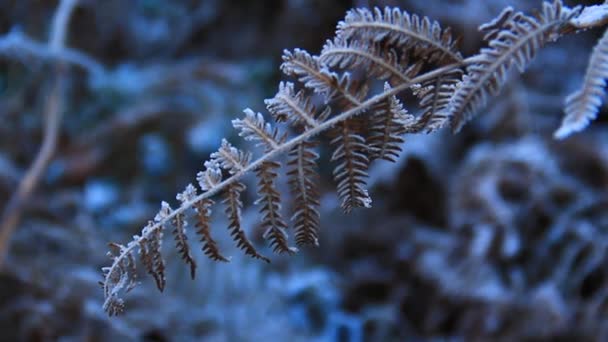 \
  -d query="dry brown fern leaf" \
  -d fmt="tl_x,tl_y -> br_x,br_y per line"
101,1 -> 606,315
